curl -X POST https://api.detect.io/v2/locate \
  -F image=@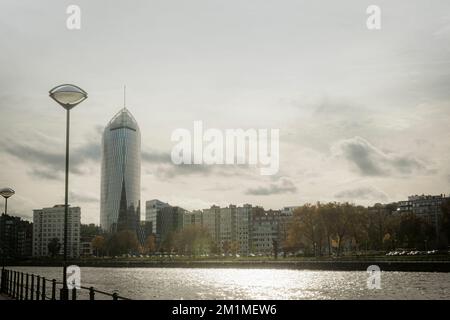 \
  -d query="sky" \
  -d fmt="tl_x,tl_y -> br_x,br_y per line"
1,0 -> 449,224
